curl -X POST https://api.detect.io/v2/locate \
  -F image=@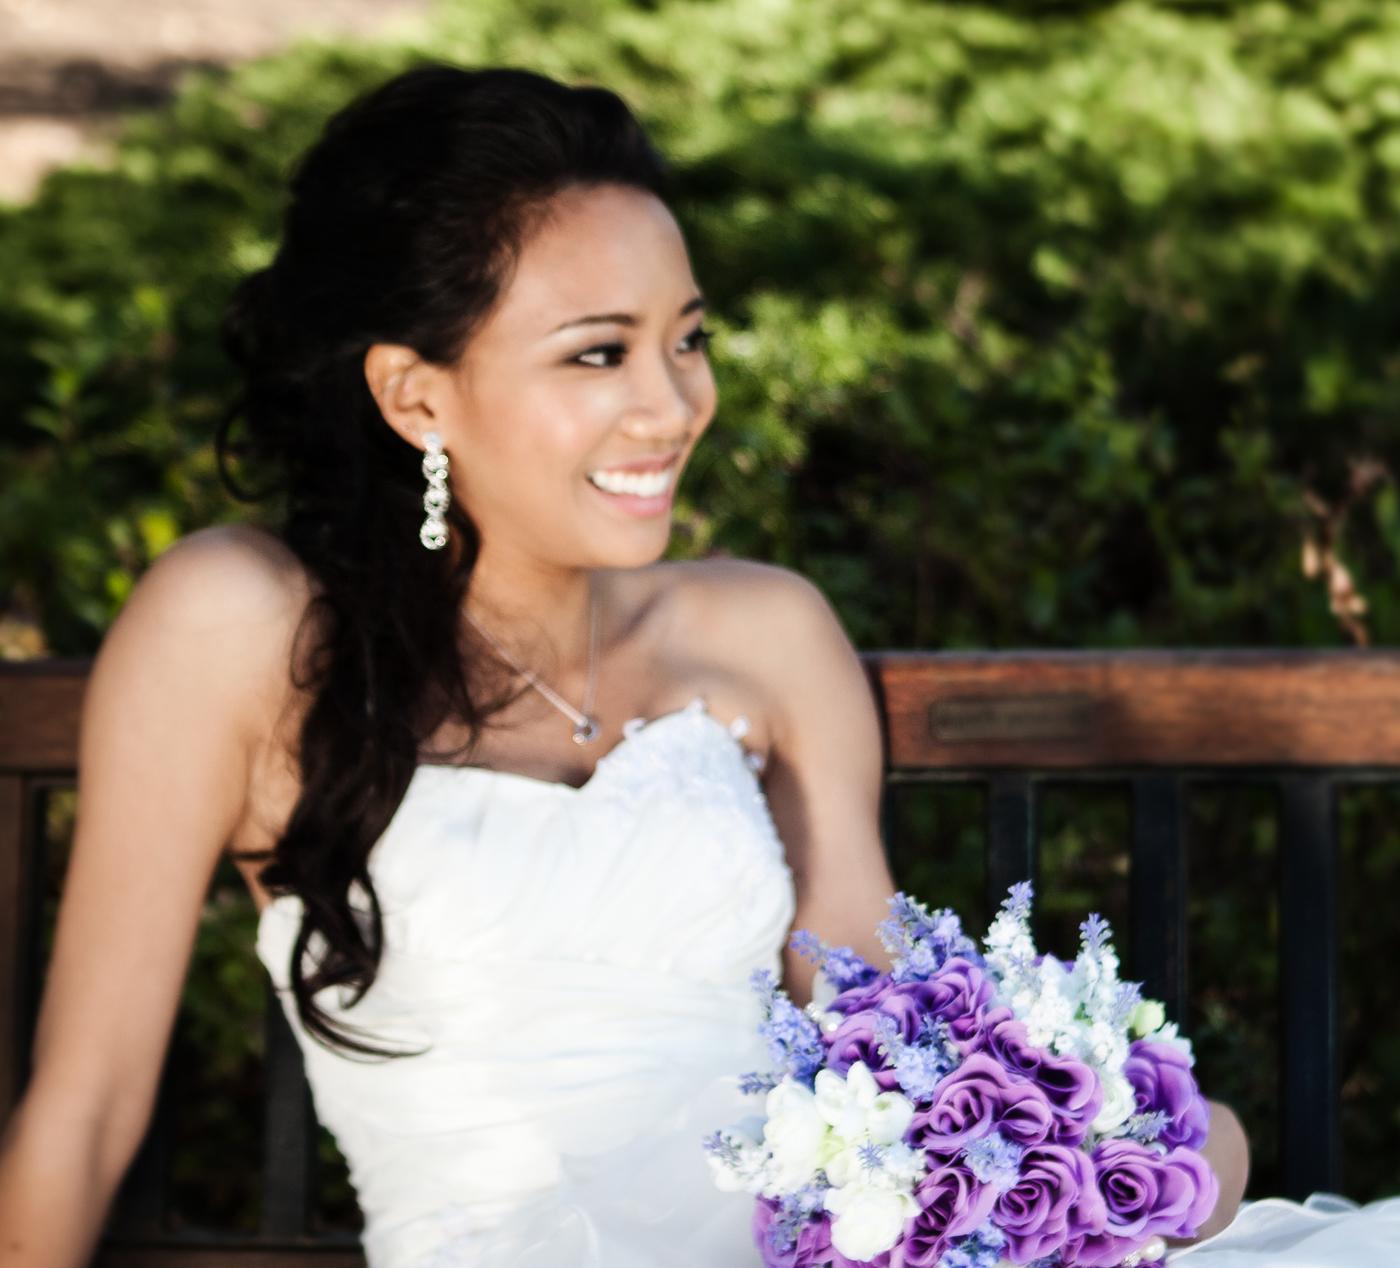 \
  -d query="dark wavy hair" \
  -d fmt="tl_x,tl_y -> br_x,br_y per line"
216,62 -> 674,1058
